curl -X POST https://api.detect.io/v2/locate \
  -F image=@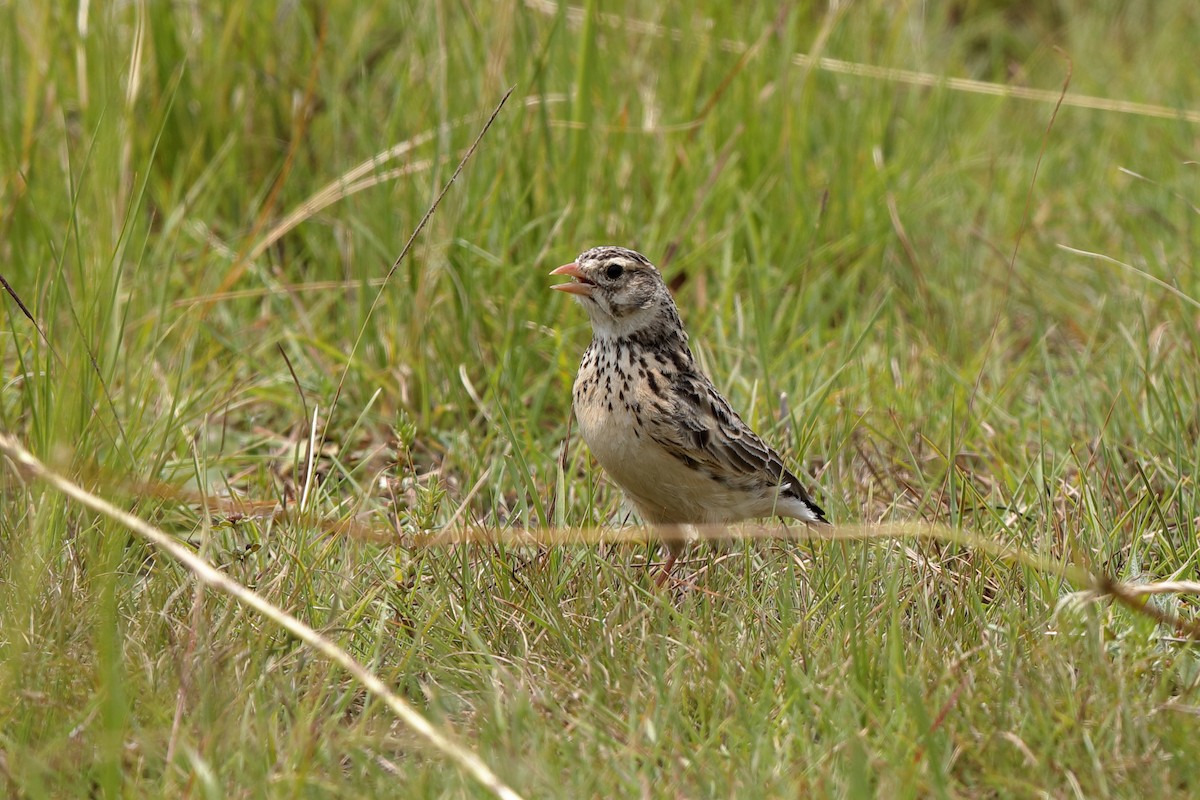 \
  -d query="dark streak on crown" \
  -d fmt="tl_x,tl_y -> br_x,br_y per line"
577,246 -> 654,268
